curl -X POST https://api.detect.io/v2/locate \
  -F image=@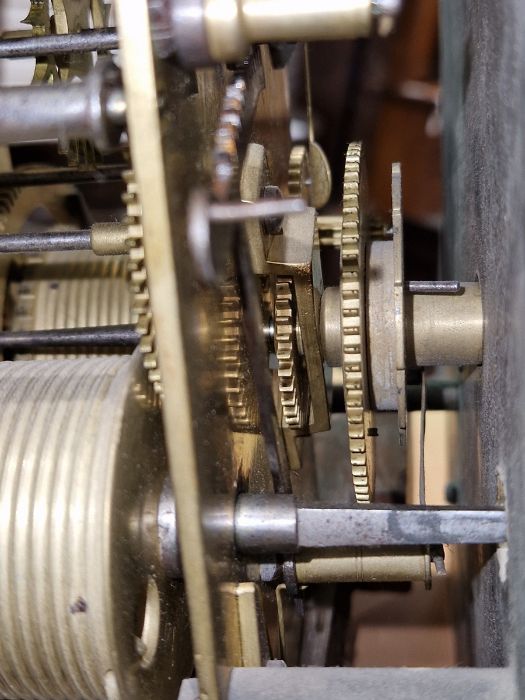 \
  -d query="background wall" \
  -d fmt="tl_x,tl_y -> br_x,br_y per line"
441,0 -> 524,680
